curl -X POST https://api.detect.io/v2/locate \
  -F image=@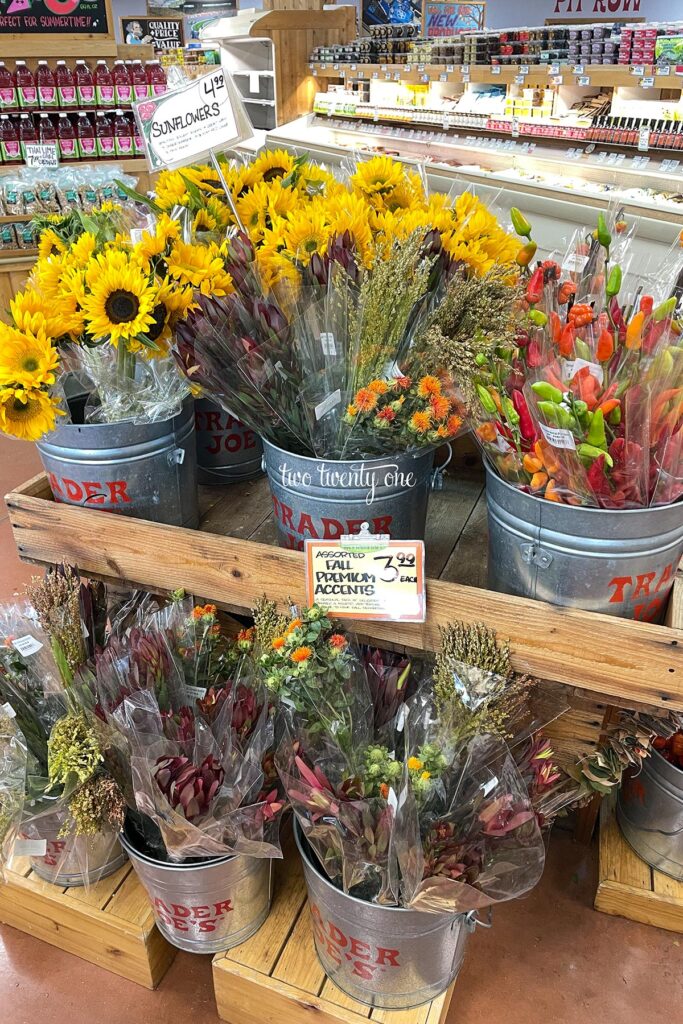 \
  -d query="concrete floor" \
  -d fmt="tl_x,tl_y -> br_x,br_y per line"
1,434 -> 681,1023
